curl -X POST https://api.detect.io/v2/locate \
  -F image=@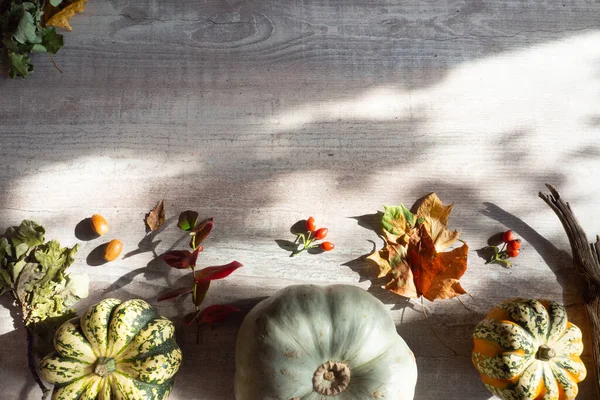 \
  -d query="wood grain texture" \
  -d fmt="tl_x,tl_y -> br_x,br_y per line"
1,0 -> 600,398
